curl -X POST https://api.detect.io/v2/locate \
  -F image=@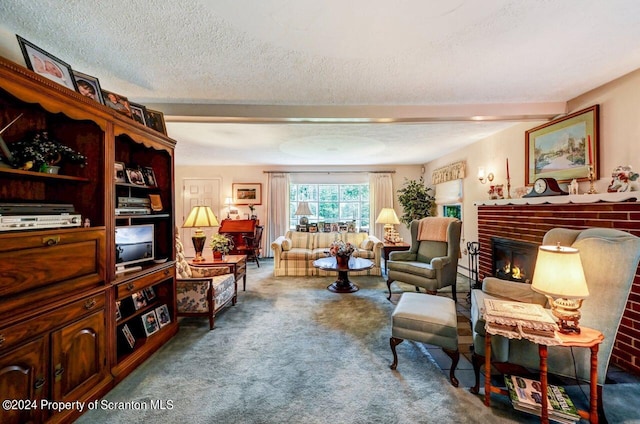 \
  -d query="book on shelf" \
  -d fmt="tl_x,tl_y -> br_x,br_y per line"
504,375 -> 580,423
